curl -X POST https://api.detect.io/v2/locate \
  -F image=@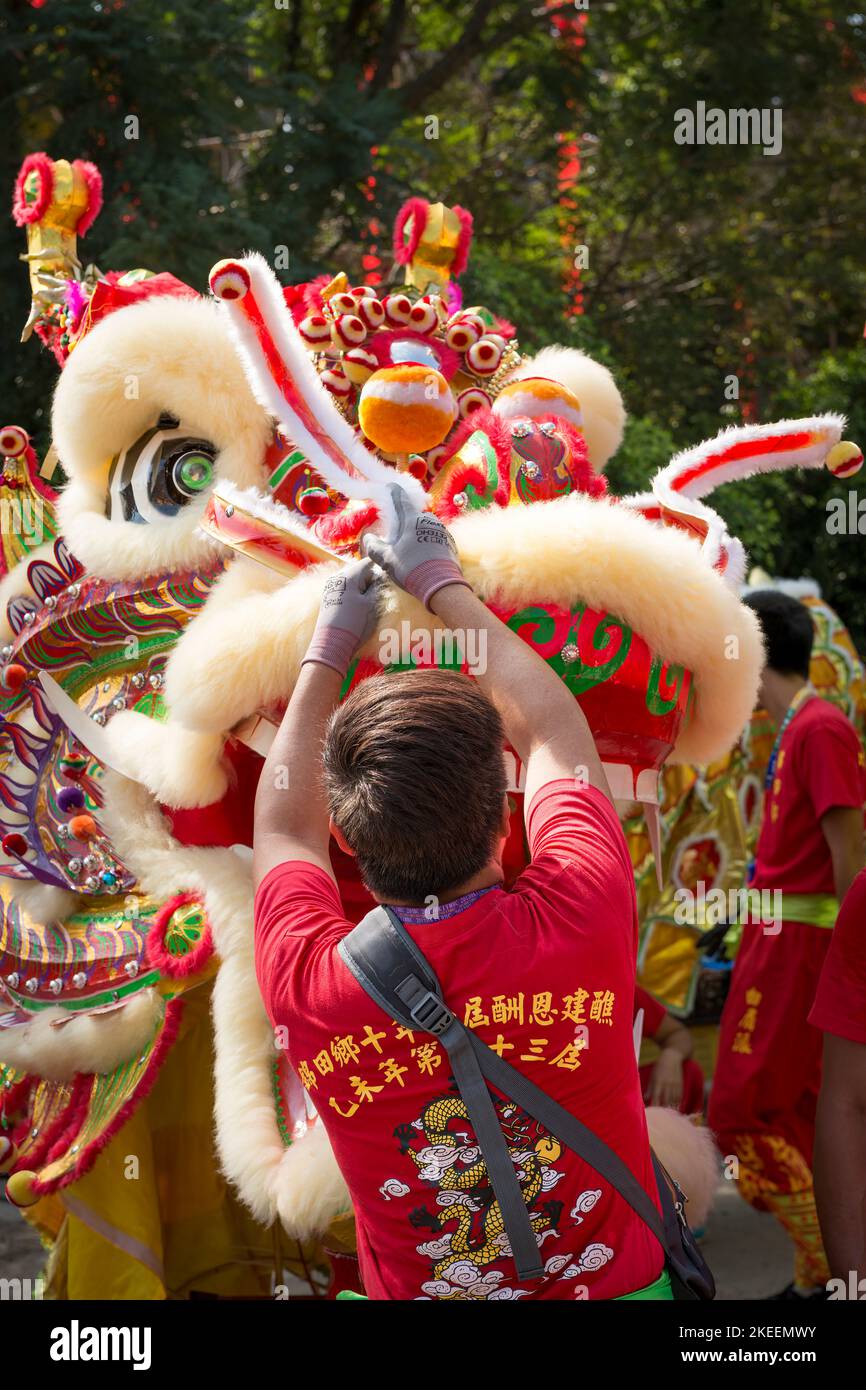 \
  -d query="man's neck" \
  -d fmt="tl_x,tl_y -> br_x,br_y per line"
379,862 -> 503,911
438,863 -> 503,905
763,672 -> 808,726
